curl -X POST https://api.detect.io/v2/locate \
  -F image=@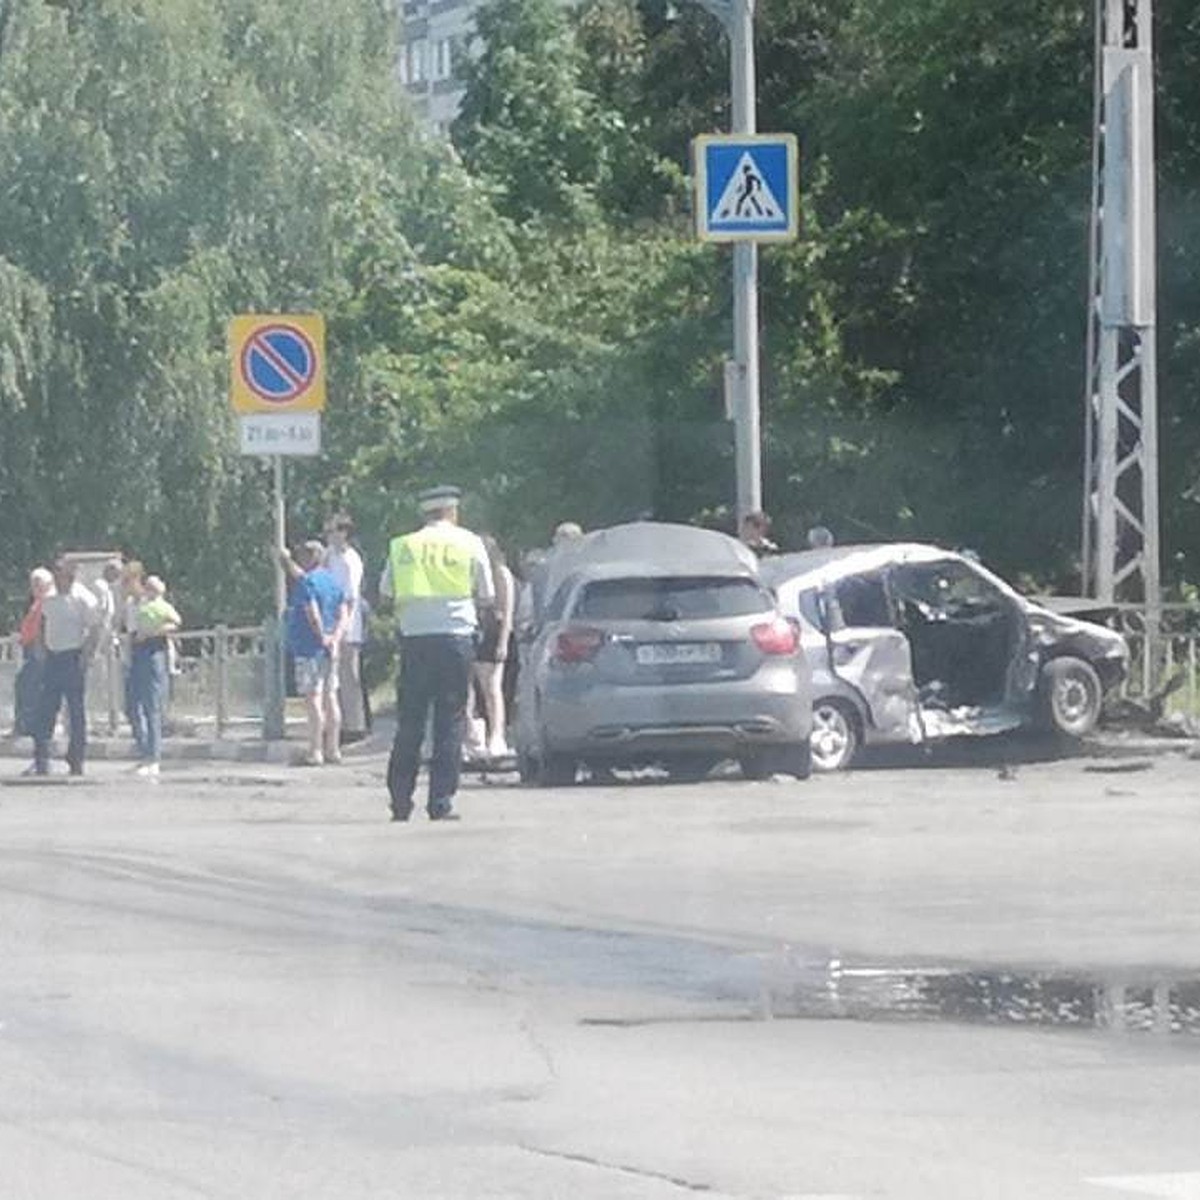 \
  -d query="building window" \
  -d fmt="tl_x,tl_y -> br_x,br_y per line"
435,39 -> 452,80
406,39 -> 427,83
